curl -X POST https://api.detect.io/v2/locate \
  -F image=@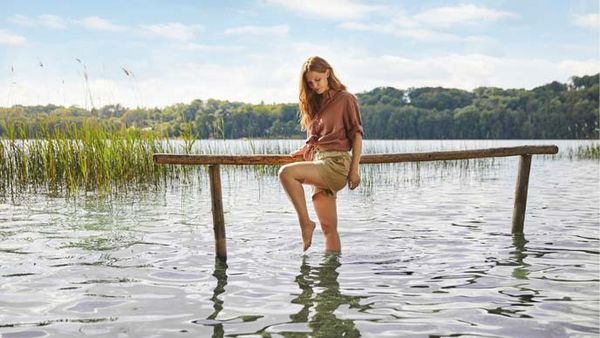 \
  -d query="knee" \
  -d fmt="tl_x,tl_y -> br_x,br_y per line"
278,165 -> 290,181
